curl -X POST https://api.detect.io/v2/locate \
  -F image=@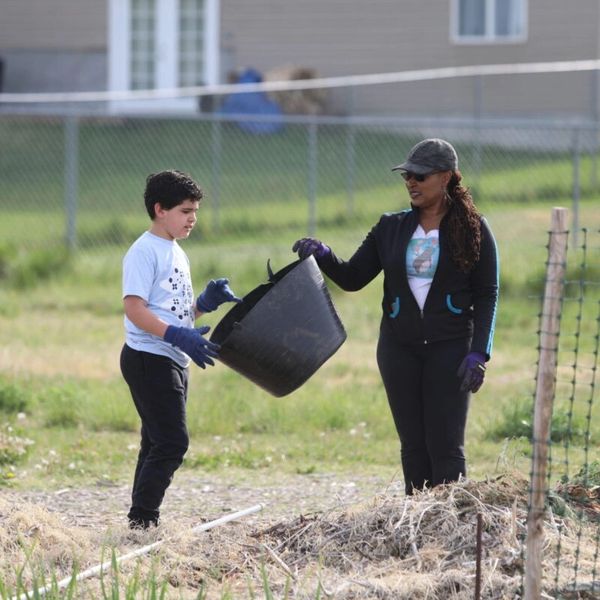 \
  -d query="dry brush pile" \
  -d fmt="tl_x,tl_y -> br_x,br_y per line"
1,474 -> 598,599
